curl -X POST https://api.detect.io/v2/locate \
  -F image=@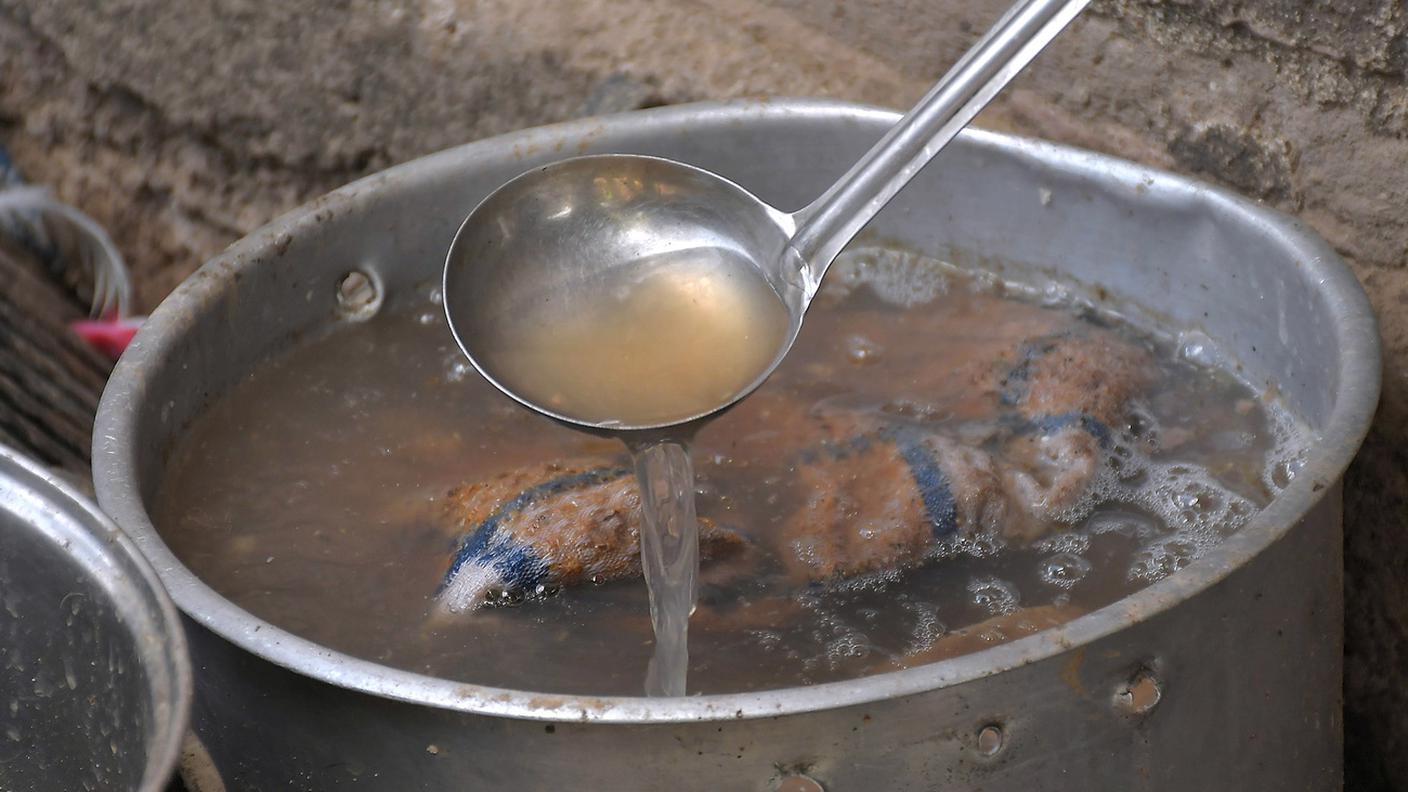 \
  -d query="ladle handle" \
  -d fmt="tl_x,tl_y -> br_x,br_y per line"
787,0 -> 1091,294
